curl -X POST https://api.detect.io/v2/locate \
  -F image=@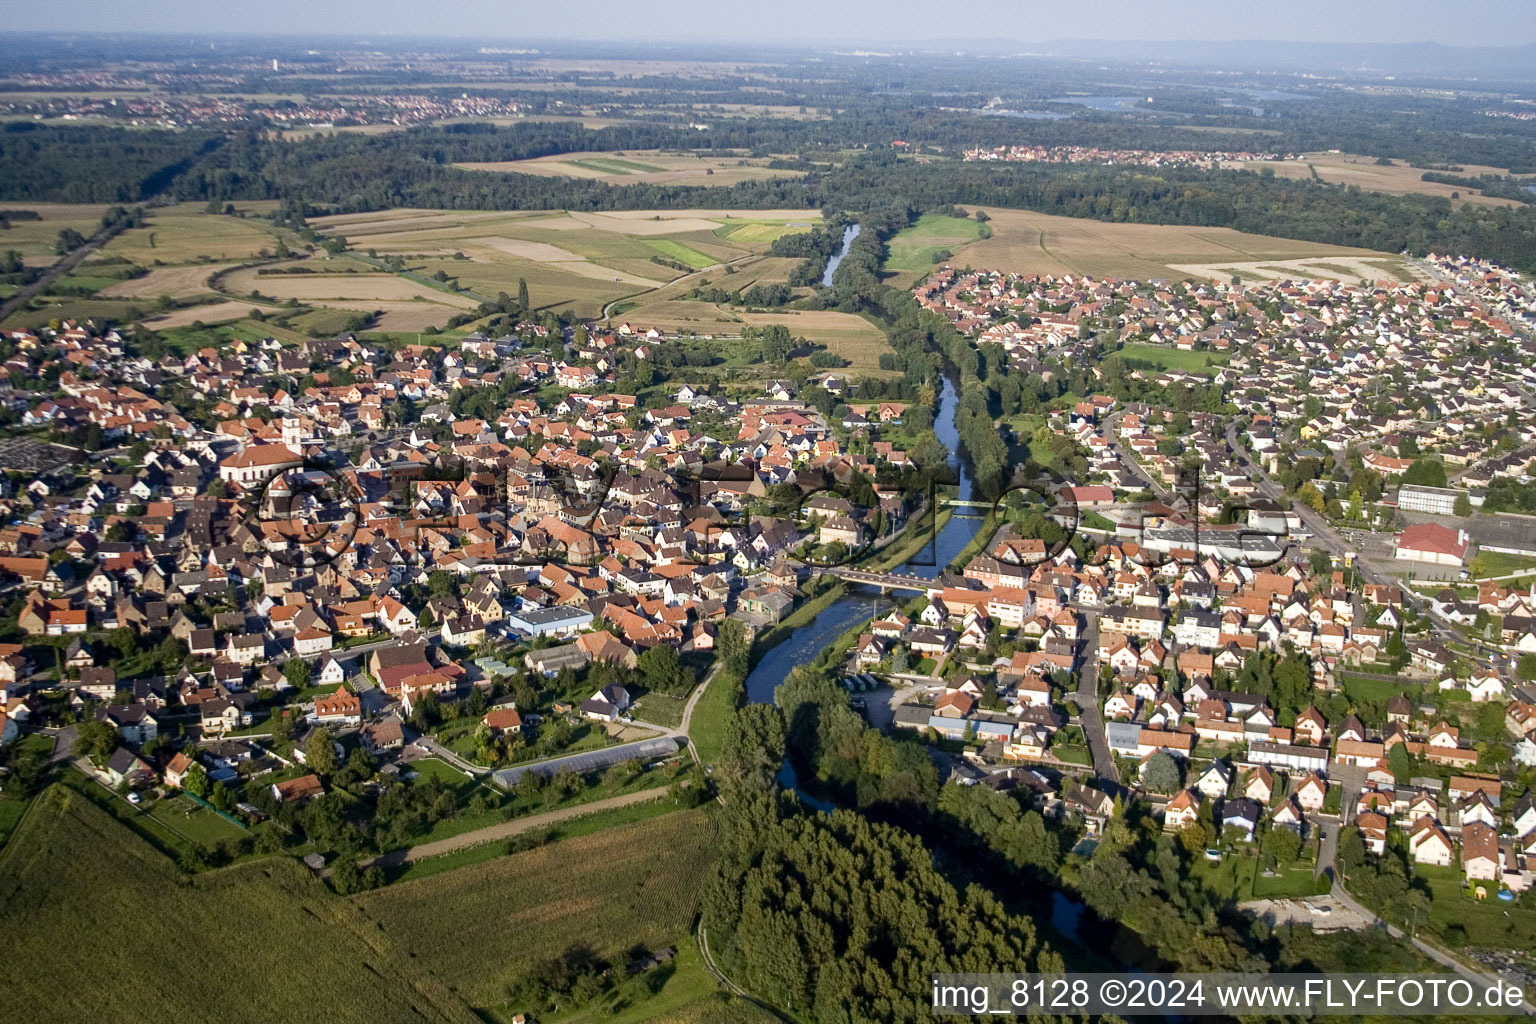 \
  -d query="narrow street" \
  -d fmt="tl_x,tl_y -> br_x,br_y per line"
1069,609 -> 1119,786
